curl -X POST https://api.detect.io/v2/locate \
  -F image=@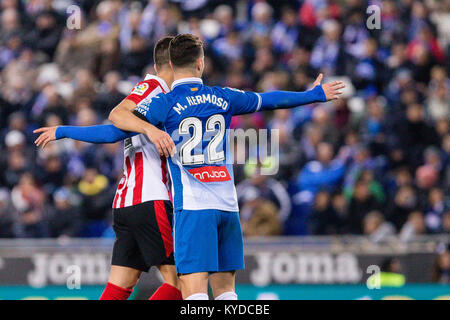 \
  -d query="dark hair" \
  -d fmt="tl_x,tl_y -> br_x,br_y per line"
169,34 -> 203,69
154,36 -> 174,69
